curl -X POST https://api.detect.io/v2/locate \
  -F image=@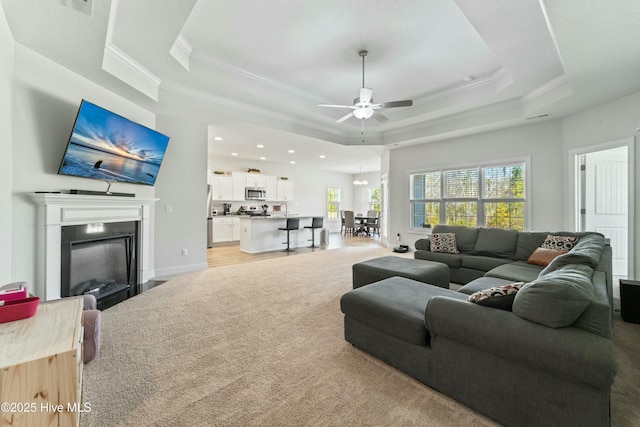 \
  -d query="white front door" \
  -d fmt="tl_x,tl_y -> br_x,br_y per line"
583,146 -> 628,276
